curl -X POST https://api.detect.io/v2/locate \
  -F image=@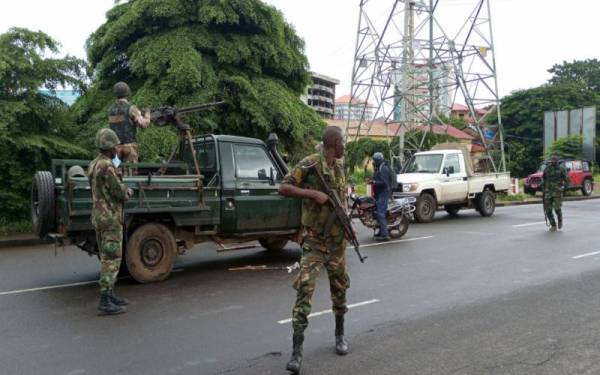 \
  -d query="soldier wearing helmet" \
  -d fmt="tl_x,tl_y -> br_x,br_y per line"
108,82 -> 151,175
87,128 -> 133,315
